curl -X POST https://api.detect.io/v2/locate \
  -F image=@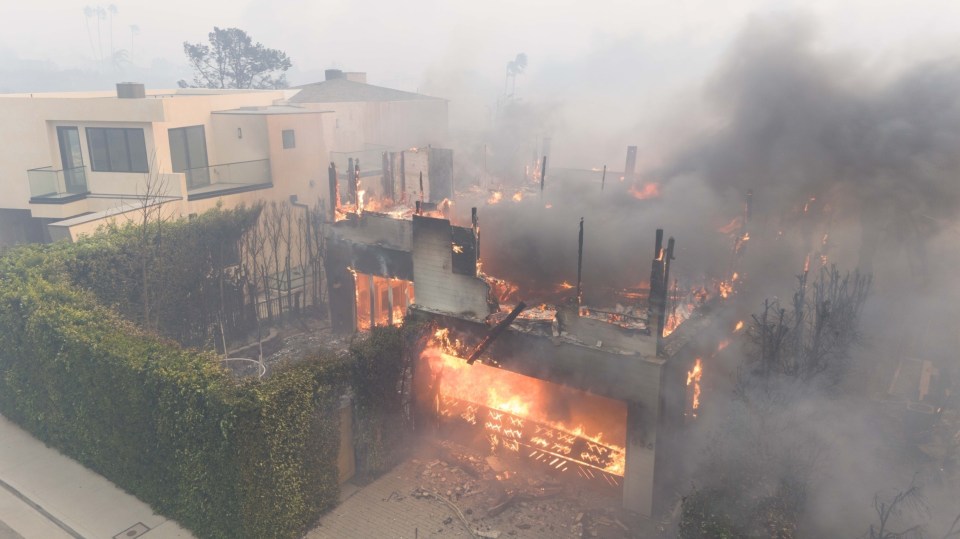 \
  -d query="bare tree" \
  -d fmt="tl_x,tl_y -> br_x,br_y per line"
126,154 -> 174,331
743,265 -> 872,388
